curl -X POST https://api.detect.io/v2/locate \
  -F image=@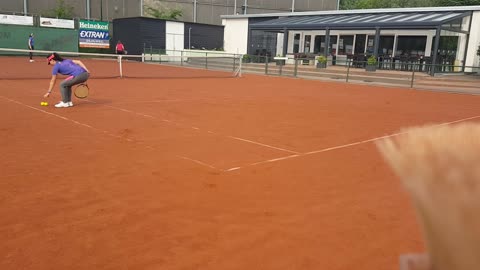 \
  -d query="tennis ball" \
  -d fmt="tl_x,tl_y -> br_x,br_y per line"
44,102 -> 48,106
40,102 -> 45,106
